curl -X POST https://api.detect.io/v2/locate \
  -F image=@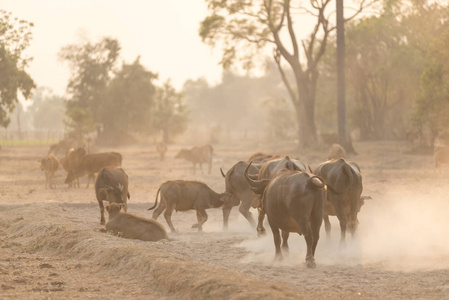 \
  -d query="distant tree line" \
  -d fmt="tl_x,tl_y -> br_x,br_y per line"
59,37 -> 188,145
